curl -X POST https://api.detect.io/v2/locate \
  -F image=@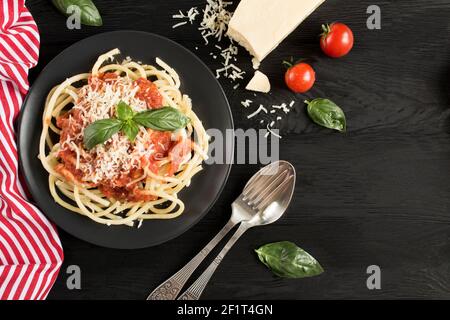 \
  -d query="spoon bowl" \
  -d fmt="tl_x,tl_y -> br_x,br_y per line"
246,161 -> 296,227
